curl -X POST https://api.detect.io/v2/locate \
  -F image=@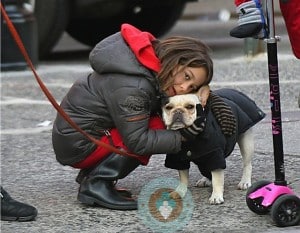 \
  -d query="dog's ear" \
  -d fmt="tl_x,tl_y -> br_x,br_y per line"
161,94 -> 169,106
197,85 -> 210,108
